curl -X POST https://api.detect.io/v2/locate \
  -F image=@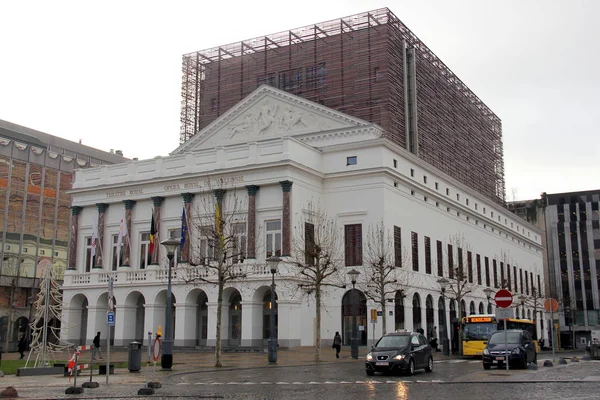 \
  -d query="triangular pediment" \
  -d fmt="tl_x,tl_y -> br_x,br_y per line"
172,85 -> 373,154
